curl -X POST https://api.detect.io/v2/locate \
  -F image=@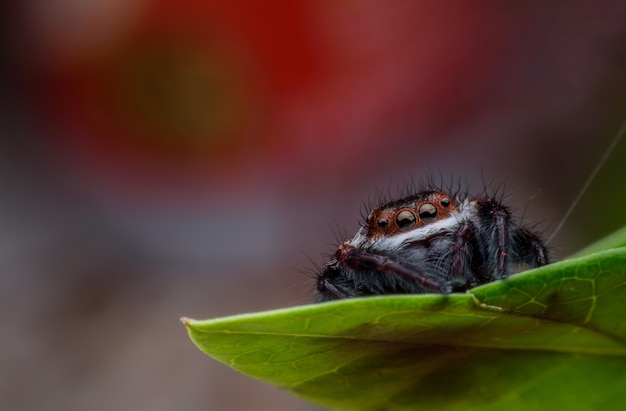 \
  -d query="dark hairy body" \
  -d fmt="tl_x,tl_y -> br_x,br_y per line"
315,187 -> 549,302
